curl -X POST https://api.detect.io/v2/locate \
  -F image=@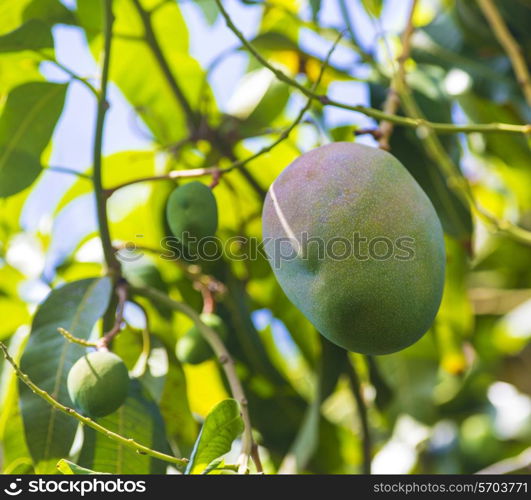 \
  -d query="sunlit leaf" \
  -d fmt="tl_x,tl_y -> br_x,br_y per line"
185,398 -> 243,474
